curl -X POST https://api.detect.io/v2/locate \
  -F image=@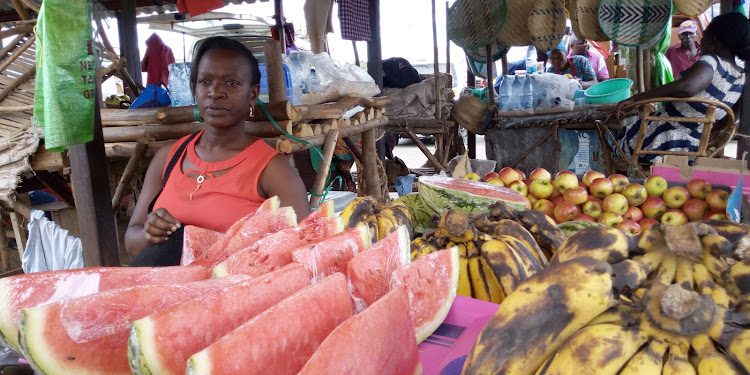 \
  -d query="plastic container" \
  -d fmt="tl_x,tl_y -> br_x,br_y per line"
520,76 -> 534,110
258,63 -> 294,103
525,45 -> 538,74
584,78 -> 633,104
302,68 -> 321,94
498,76 -> 512,110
